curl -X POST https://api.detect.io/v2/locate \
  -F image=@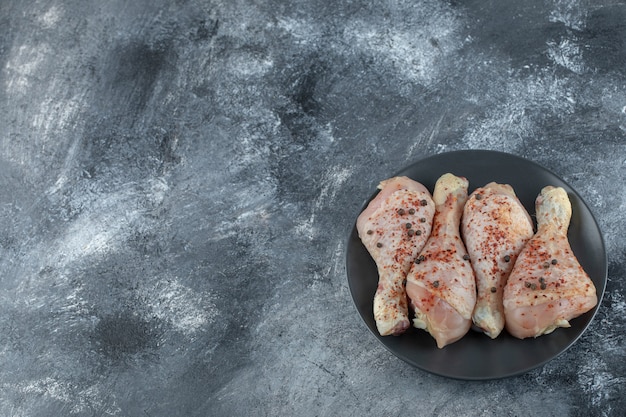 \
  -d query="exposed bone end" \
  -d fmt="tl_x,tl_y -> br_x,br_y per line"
536,186 -> 572,232
432,173 -> 469,206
